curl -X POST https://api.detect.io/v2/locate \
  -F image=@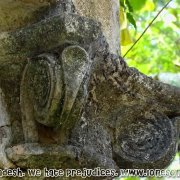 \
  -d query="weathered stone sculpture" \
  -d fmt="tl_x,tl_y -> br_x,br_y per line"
0,0 -> 179,175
